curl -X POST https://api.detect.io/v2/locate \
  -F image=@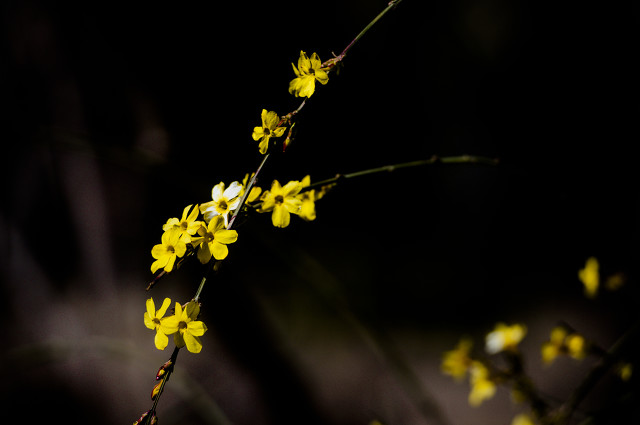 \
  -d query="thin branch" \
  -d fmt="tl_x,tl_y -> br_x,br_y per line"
301,155 -> 499,193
